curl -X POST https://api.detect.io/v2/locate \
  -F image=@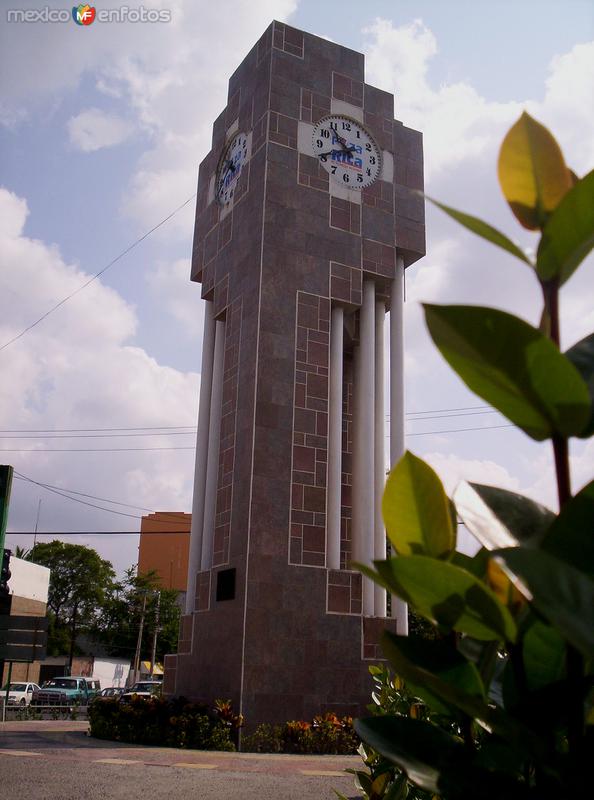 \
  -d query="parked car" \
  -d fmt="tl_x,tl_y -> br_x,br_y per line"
1,682 -> 40,706
86,679 -> 101,699
31,676 -> 93,707
120,681 -> 162,703
92,686 -> 124,702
